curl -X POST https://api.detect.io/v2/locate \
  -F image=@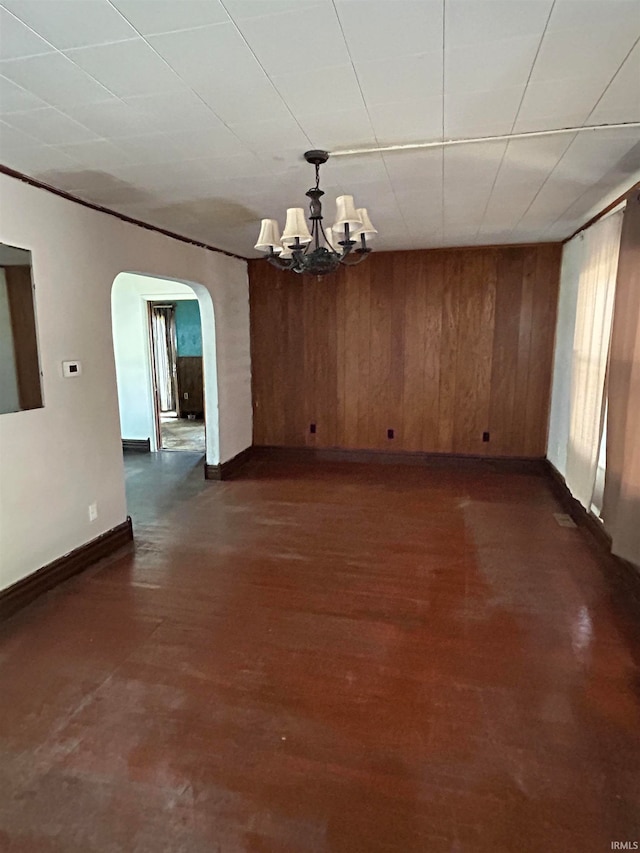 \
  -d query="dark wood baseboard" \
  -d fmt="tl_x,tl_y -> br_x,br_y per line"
204,446 -> 255,480
544,461 -> 611,547
251,444 -> 547,474
122,438 -> 151,452
544,460 -> 640,608
0,518 -> 134,621
205,444 -> 546,480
